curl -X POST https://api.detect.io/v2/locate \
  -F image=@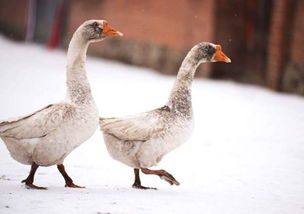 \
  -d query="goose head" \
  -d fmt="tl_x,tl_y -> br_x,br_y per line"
76,19 -> 123,43
193,42 -> 231,64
